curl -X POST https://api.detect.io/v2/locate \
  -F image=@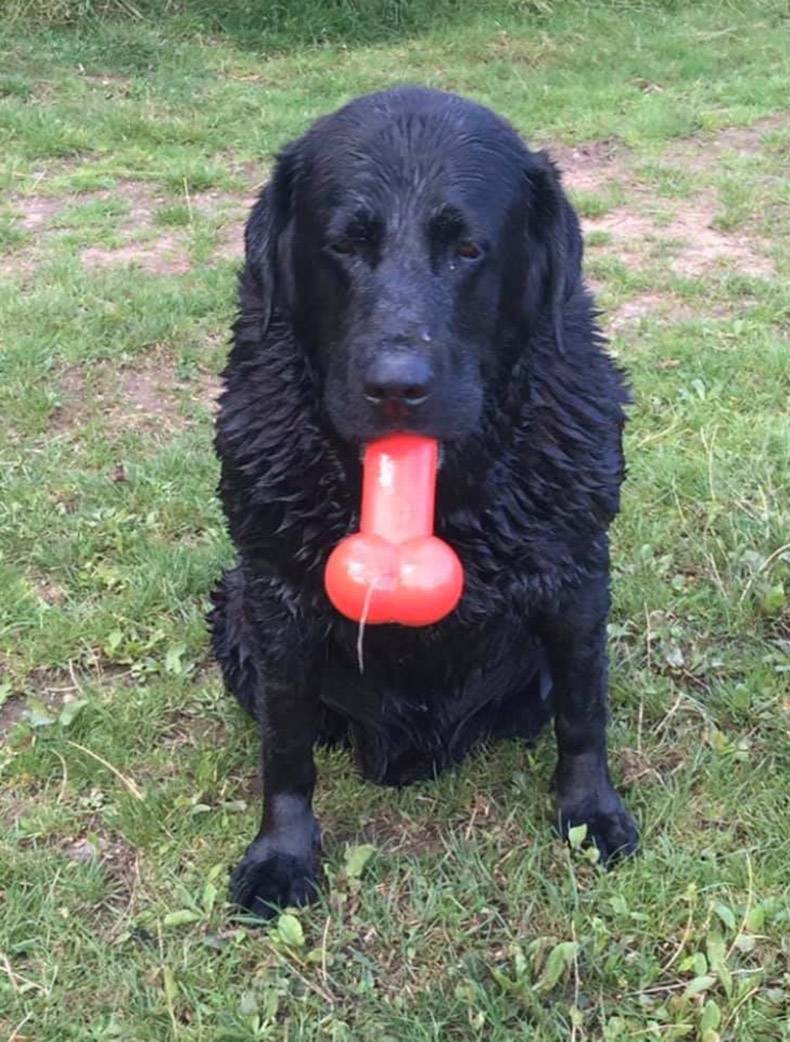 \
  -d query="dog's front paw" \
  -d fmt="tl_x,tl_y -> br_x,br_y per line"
557,790 -> 638,866
230,839 -> 320,919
